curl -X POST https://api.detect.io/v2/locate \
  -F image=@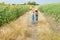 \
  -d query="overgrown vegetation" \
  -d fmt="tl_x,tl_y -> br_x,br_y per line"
39,4 -> 60,23
38,4 -> 60,27
0,3 -> 30,26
